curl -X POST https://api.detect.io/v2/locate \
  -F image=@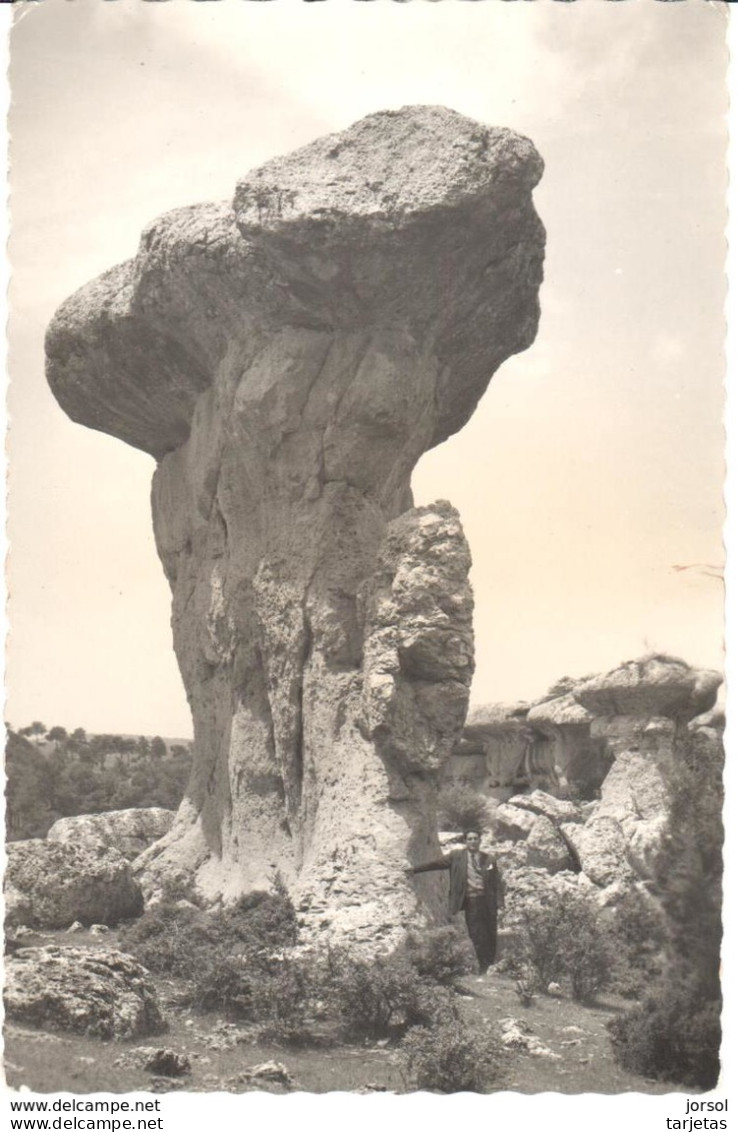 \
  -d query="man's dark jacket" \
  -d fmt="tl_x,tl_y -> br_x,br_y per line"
411,848 -> 503,917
